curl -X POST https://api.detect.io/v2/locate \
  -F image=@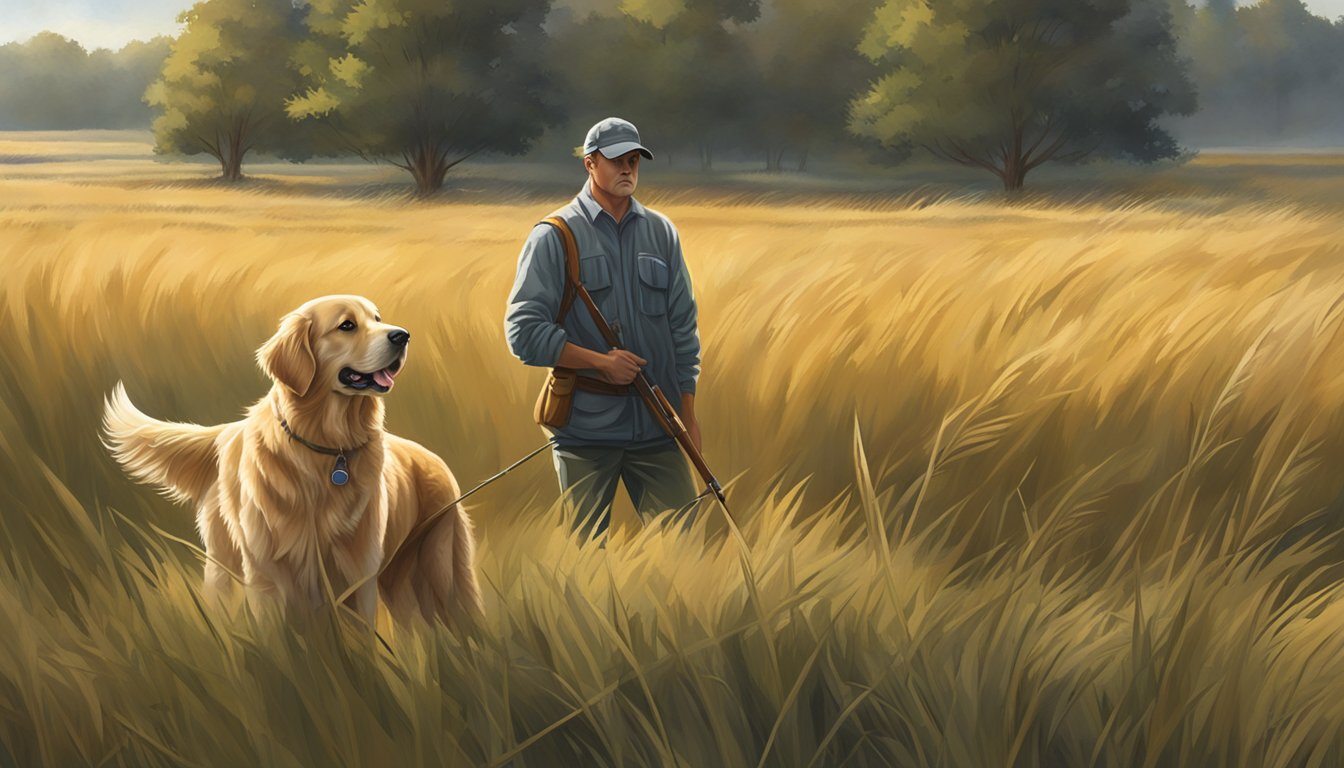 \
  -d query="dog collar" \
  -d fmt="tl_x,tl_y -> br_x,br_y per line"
277,417 -> 366,486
